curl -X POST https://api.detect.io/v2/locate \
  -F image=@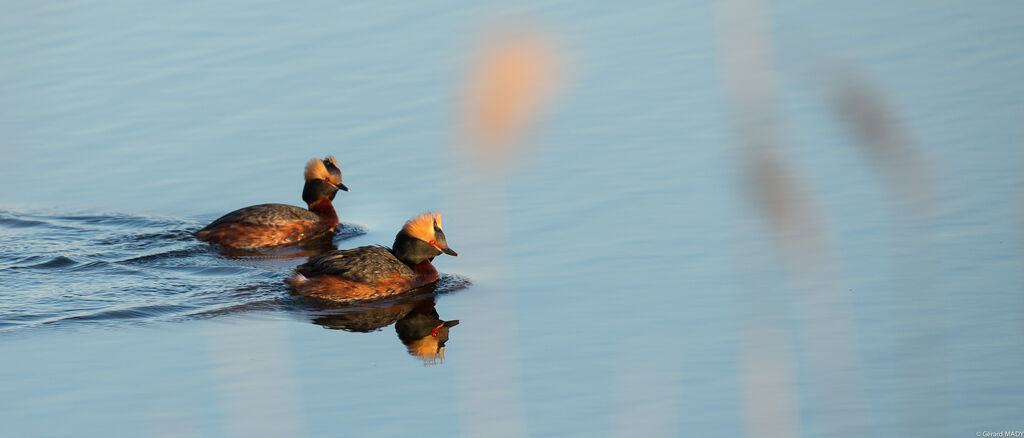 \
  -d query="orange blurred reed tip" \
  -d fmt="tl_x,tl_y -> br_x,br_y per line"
459,25 -> 563,165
